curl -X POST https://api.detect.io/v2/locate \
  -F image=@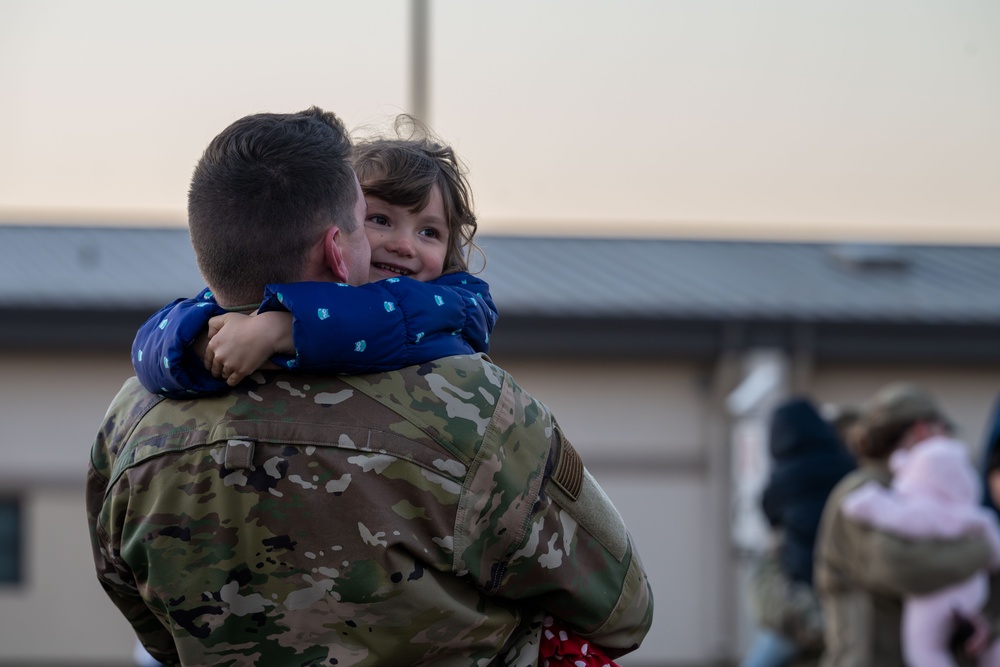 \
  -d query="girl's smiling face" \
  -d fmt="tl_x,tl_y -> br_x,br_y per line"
365,183 -> 450,283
